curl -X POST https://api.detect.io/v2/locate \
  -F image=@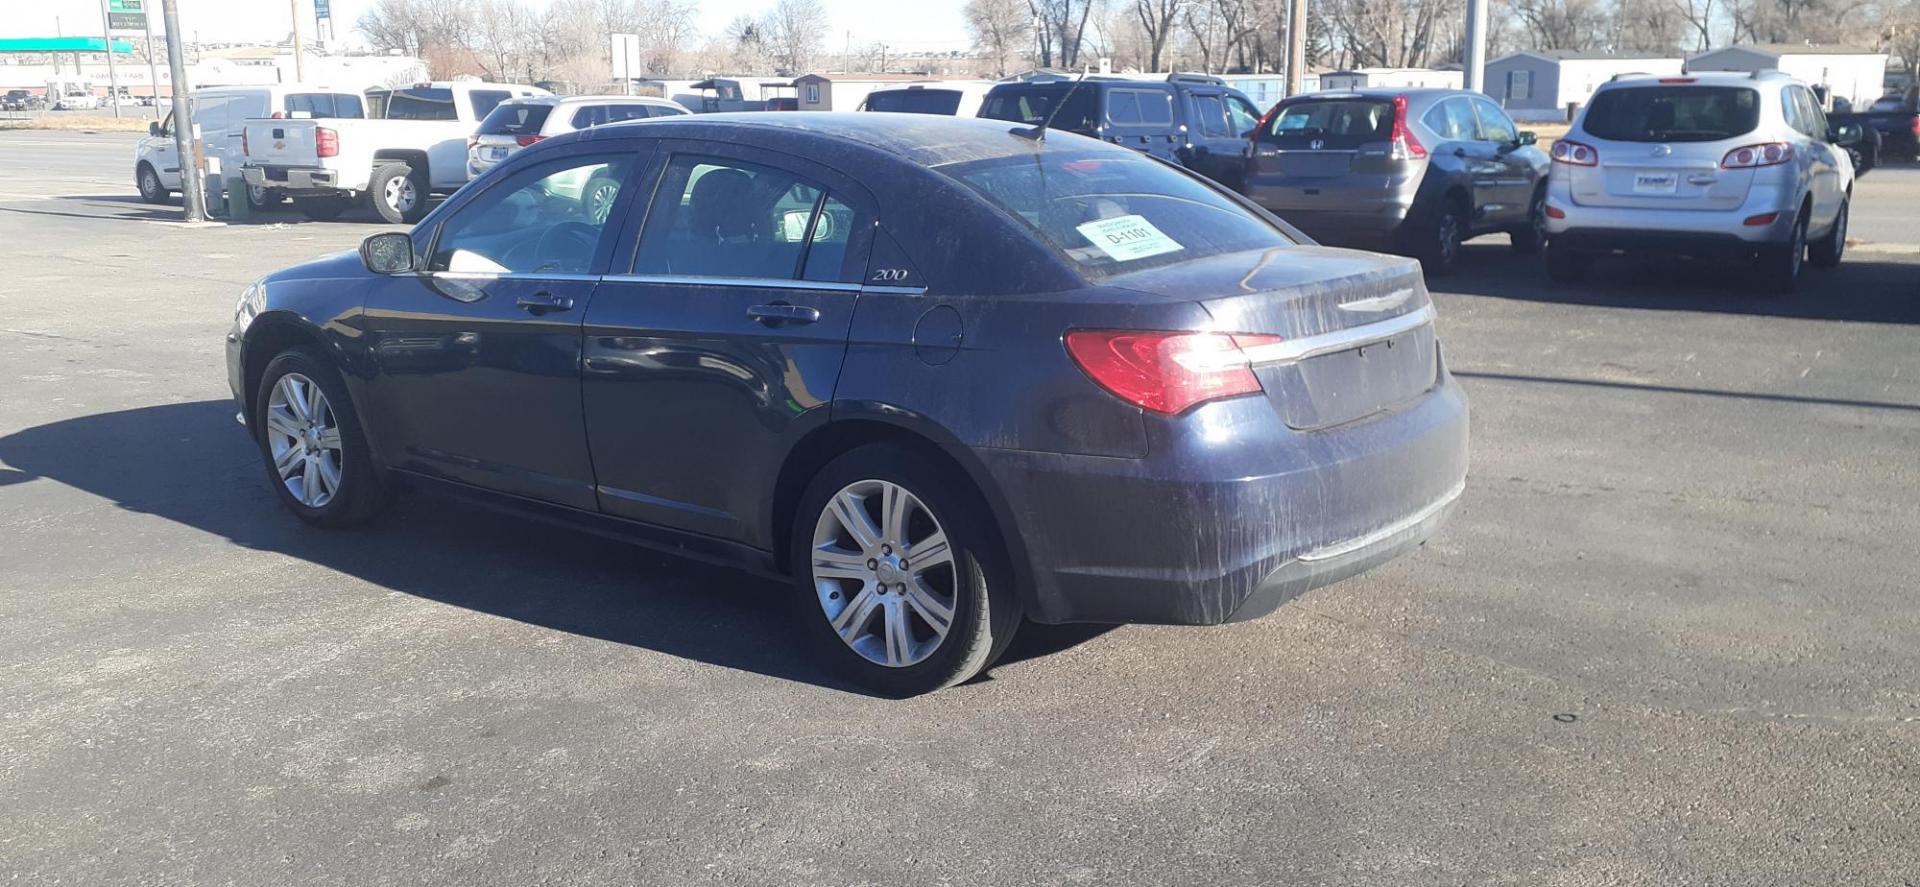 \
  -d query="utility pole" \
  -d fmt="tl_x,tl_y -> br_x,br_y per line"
159,0 -> 205,222
98,0 -> 122,117
1284,0 -> 1307,97
1463,0 -> 1488,93
289,0 -> 306,82
142,4 -> 162,118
